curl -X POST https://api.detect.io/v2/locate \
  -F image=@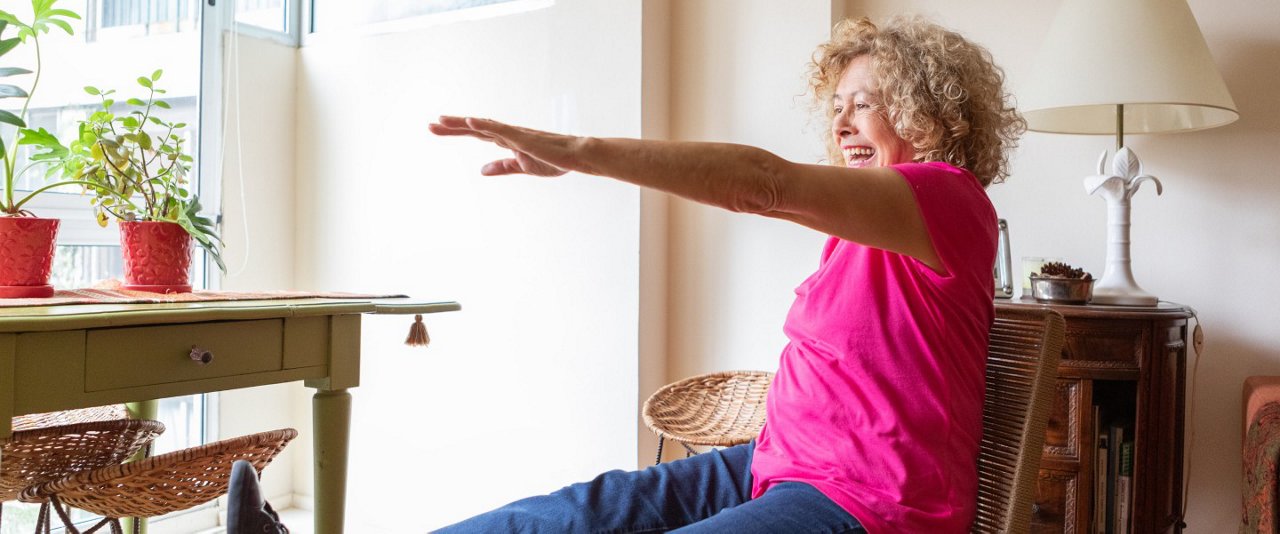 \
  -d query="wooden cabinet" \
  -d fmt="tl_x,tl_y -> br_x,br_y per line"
995,300 -> 1192,534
